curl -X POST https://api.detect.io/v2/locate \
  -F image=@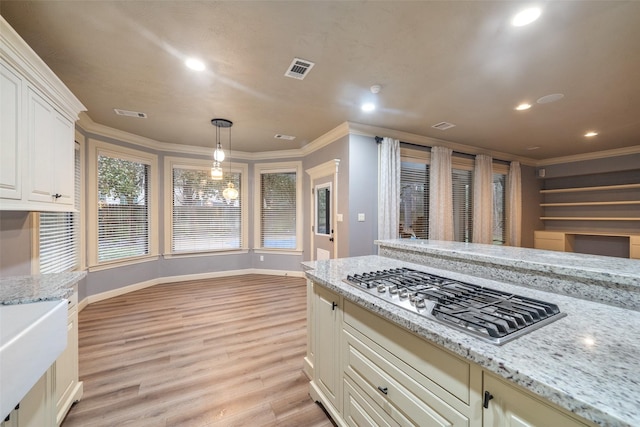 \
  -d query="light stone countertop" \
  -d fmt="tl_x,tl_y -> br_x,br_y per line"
0,272 -> 86,304
304,255 -> 640,427
377,239 -> 640,310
